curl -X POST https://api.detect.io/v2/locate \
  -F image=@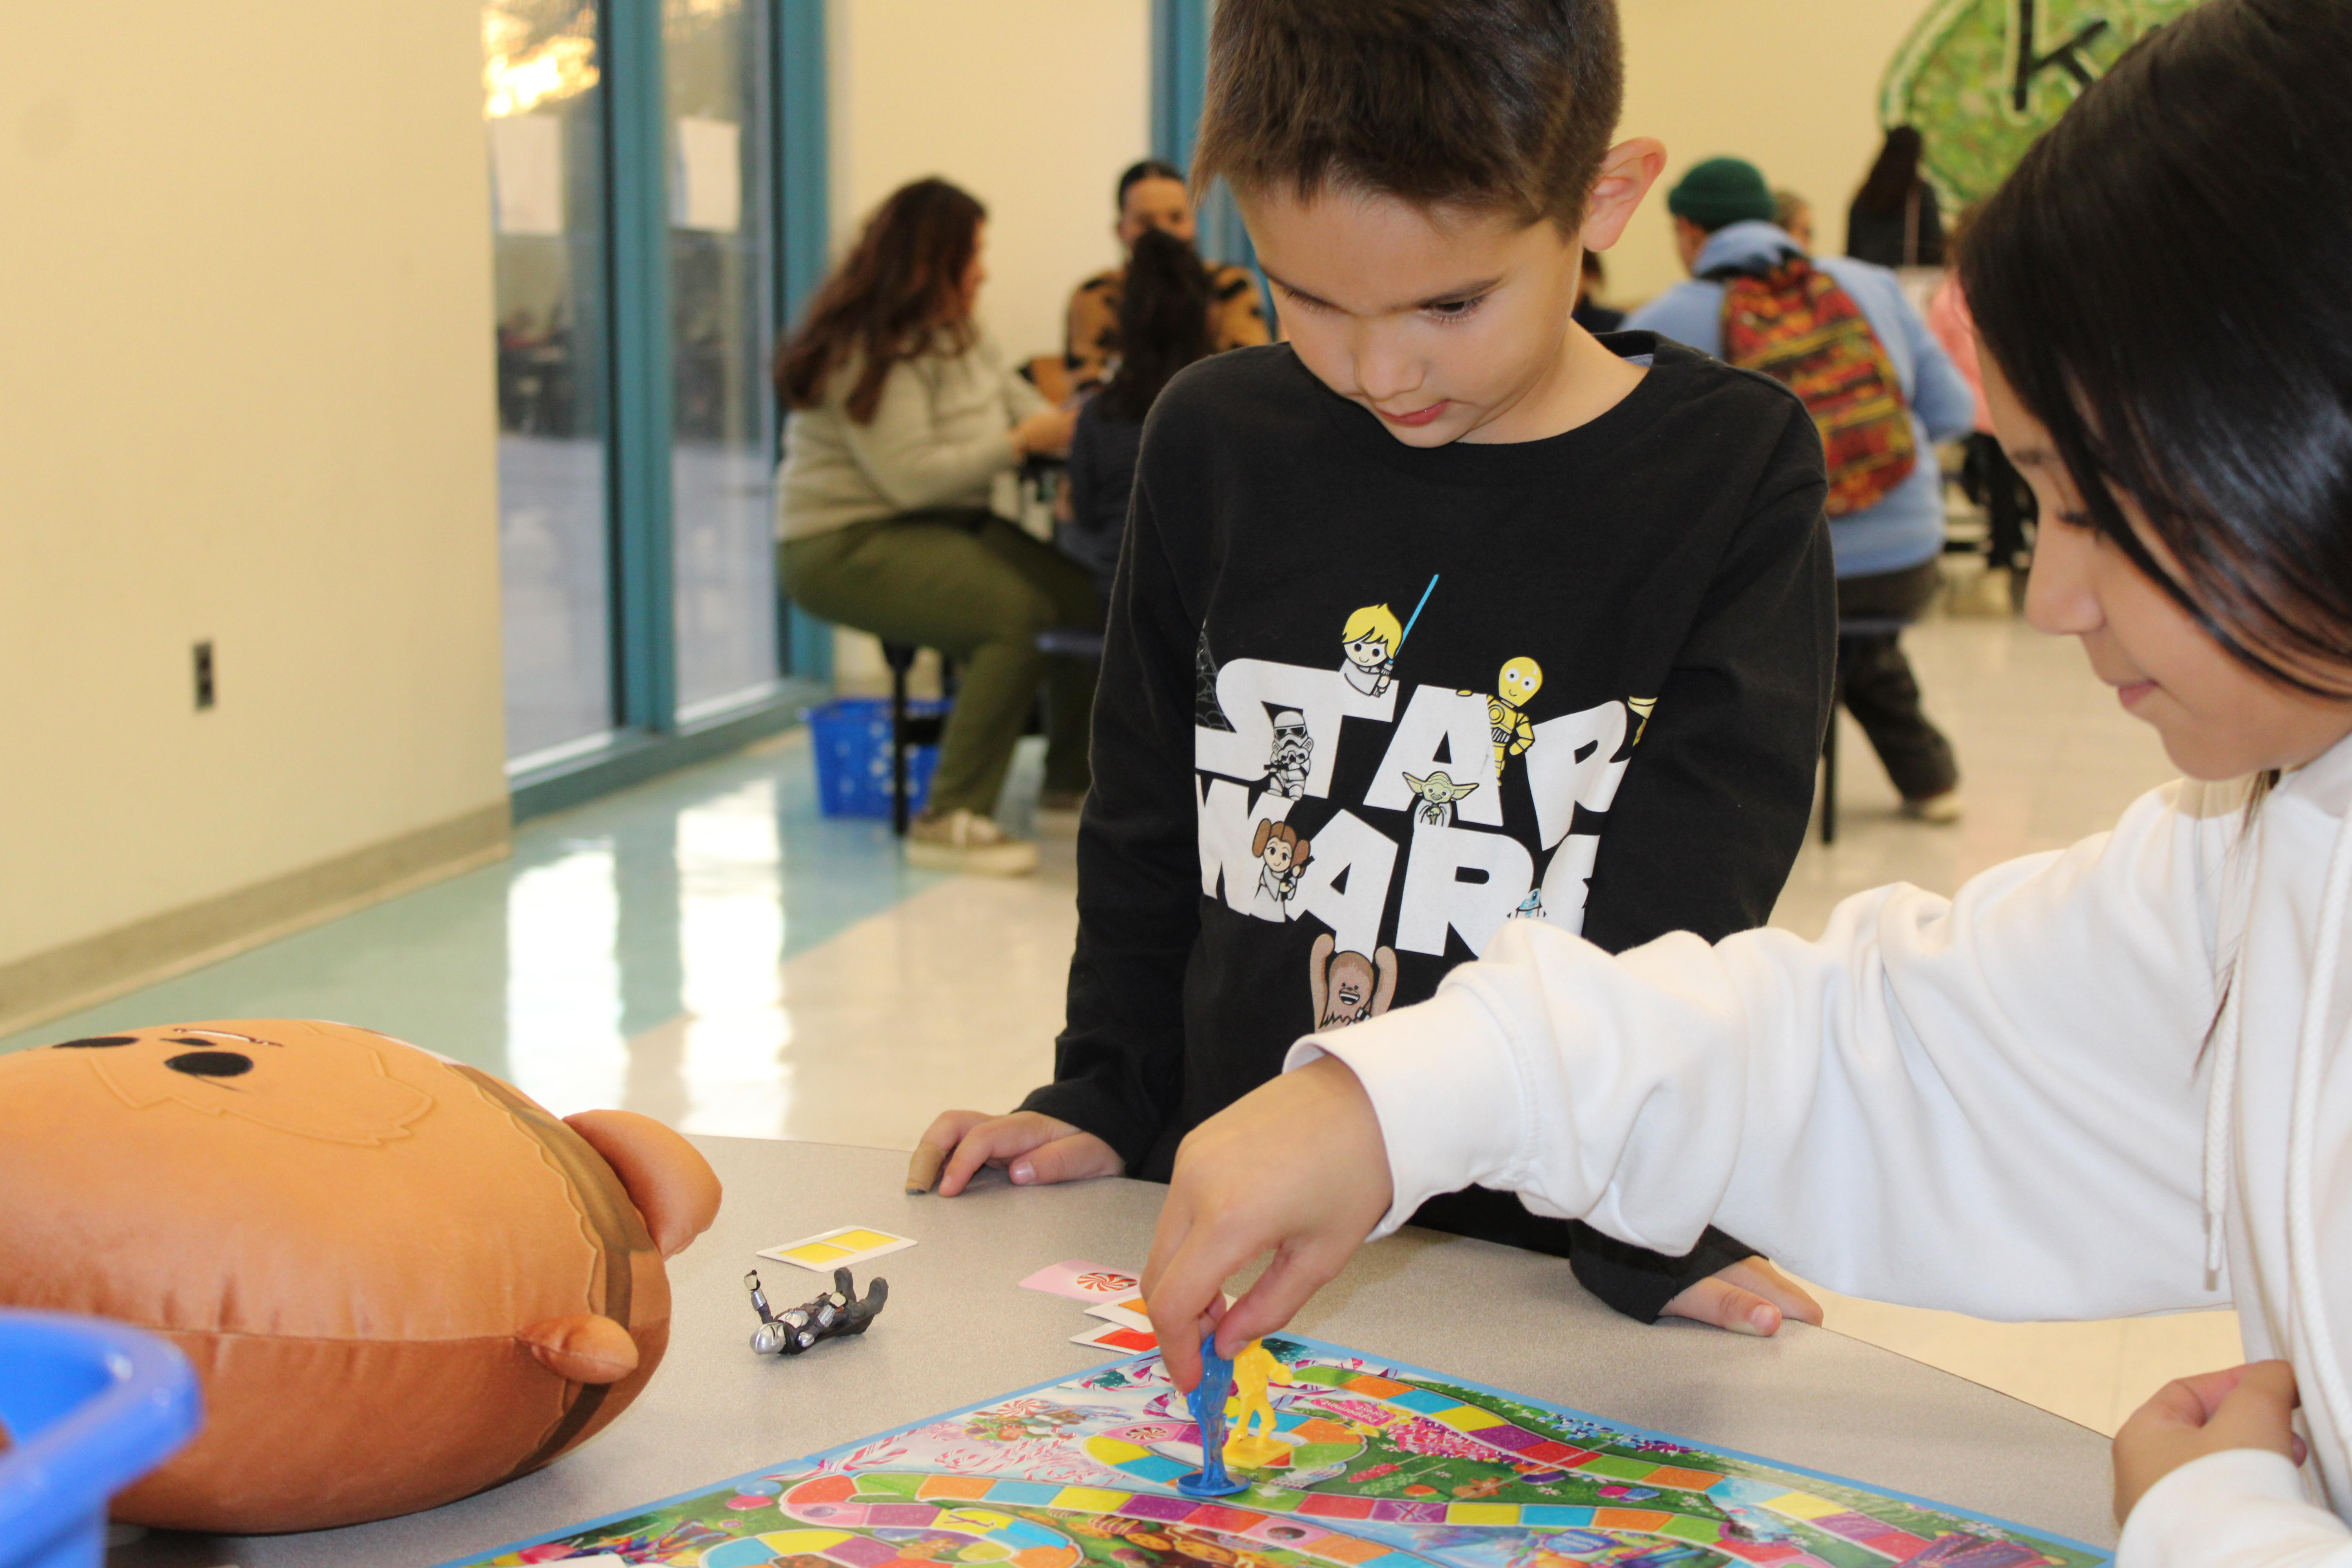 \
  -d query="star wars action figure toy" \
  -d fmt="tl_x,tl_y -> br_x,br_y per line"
746,1266 -> 887,1356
